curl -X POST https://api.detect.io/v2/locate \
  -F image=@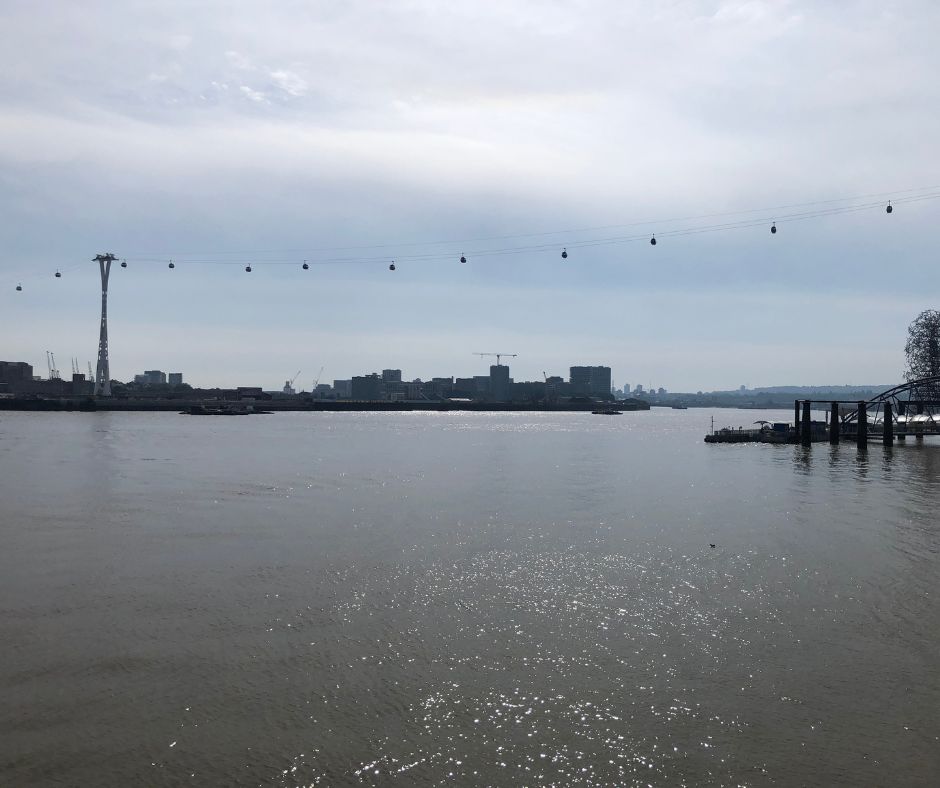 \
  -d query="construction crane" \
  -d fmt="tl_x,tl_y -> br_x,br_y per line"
474,352 -> 517,367
313,366 -> 324,388
87,362 -> 95,384
283,370 -> 301,395
46,351 -> 60,380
